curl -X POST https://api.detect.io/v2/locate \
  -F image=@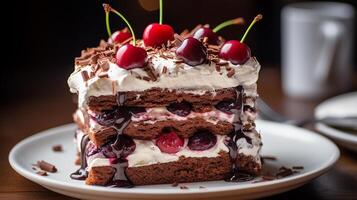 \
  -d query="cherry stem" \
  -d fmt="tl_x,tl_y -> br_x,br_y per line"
240,14 -> 262,43
103,4 -> 136,44
159,0 -> 163,24
212,17 -> 245,33
105,9 -> 112,38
